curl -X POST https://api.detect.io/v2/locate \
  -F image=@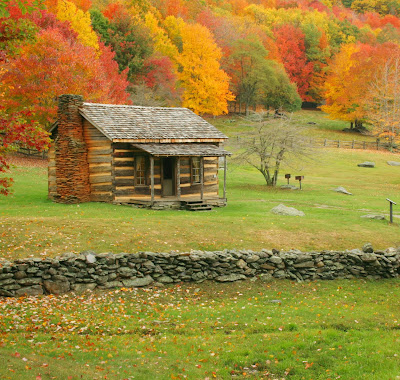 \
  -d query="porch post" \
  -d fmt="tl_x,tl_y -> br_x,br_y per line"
223,155 -> 227,200
150,156 -> 154,204
176,157 -> 181,199
200,157 -> 204,200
